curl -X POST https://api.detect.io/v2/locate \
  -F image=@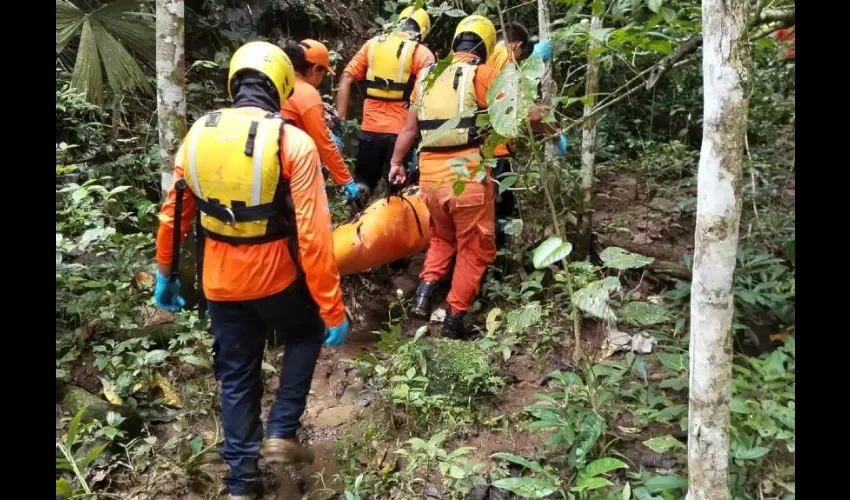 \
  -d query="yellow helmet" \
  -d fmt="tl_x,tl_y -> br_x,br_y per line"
227,41 -> 296,103
453,15 -> 497,61
398,6 -> 431,40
